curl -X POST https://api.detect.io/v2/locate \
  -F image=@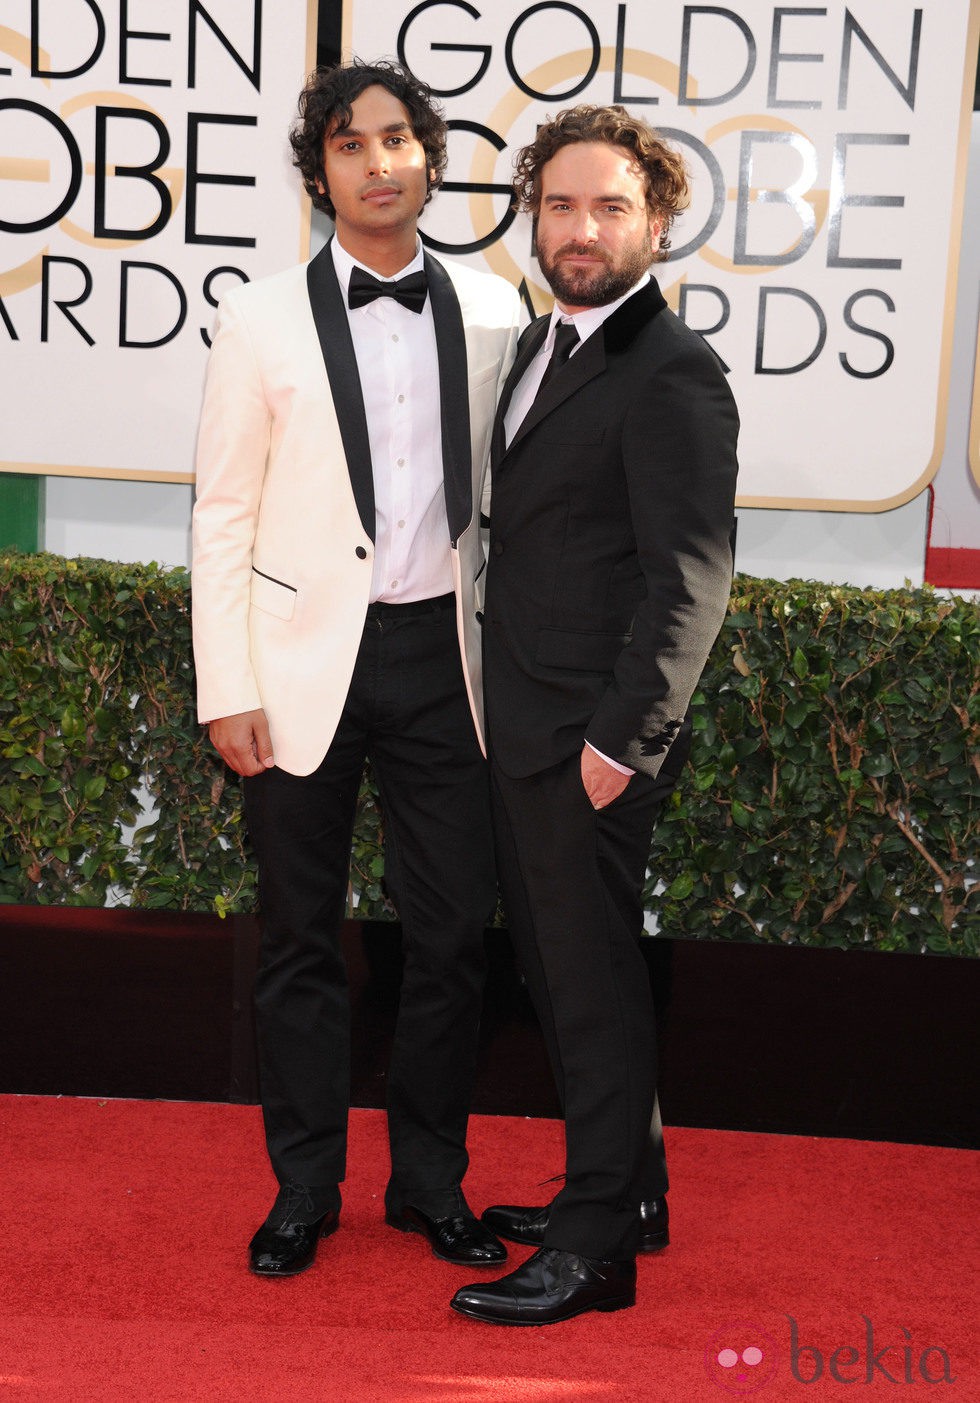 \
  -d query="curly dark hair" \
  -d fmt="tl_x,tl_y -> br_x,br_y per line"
512,105 -> 690,260
289,59 -> 448,218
